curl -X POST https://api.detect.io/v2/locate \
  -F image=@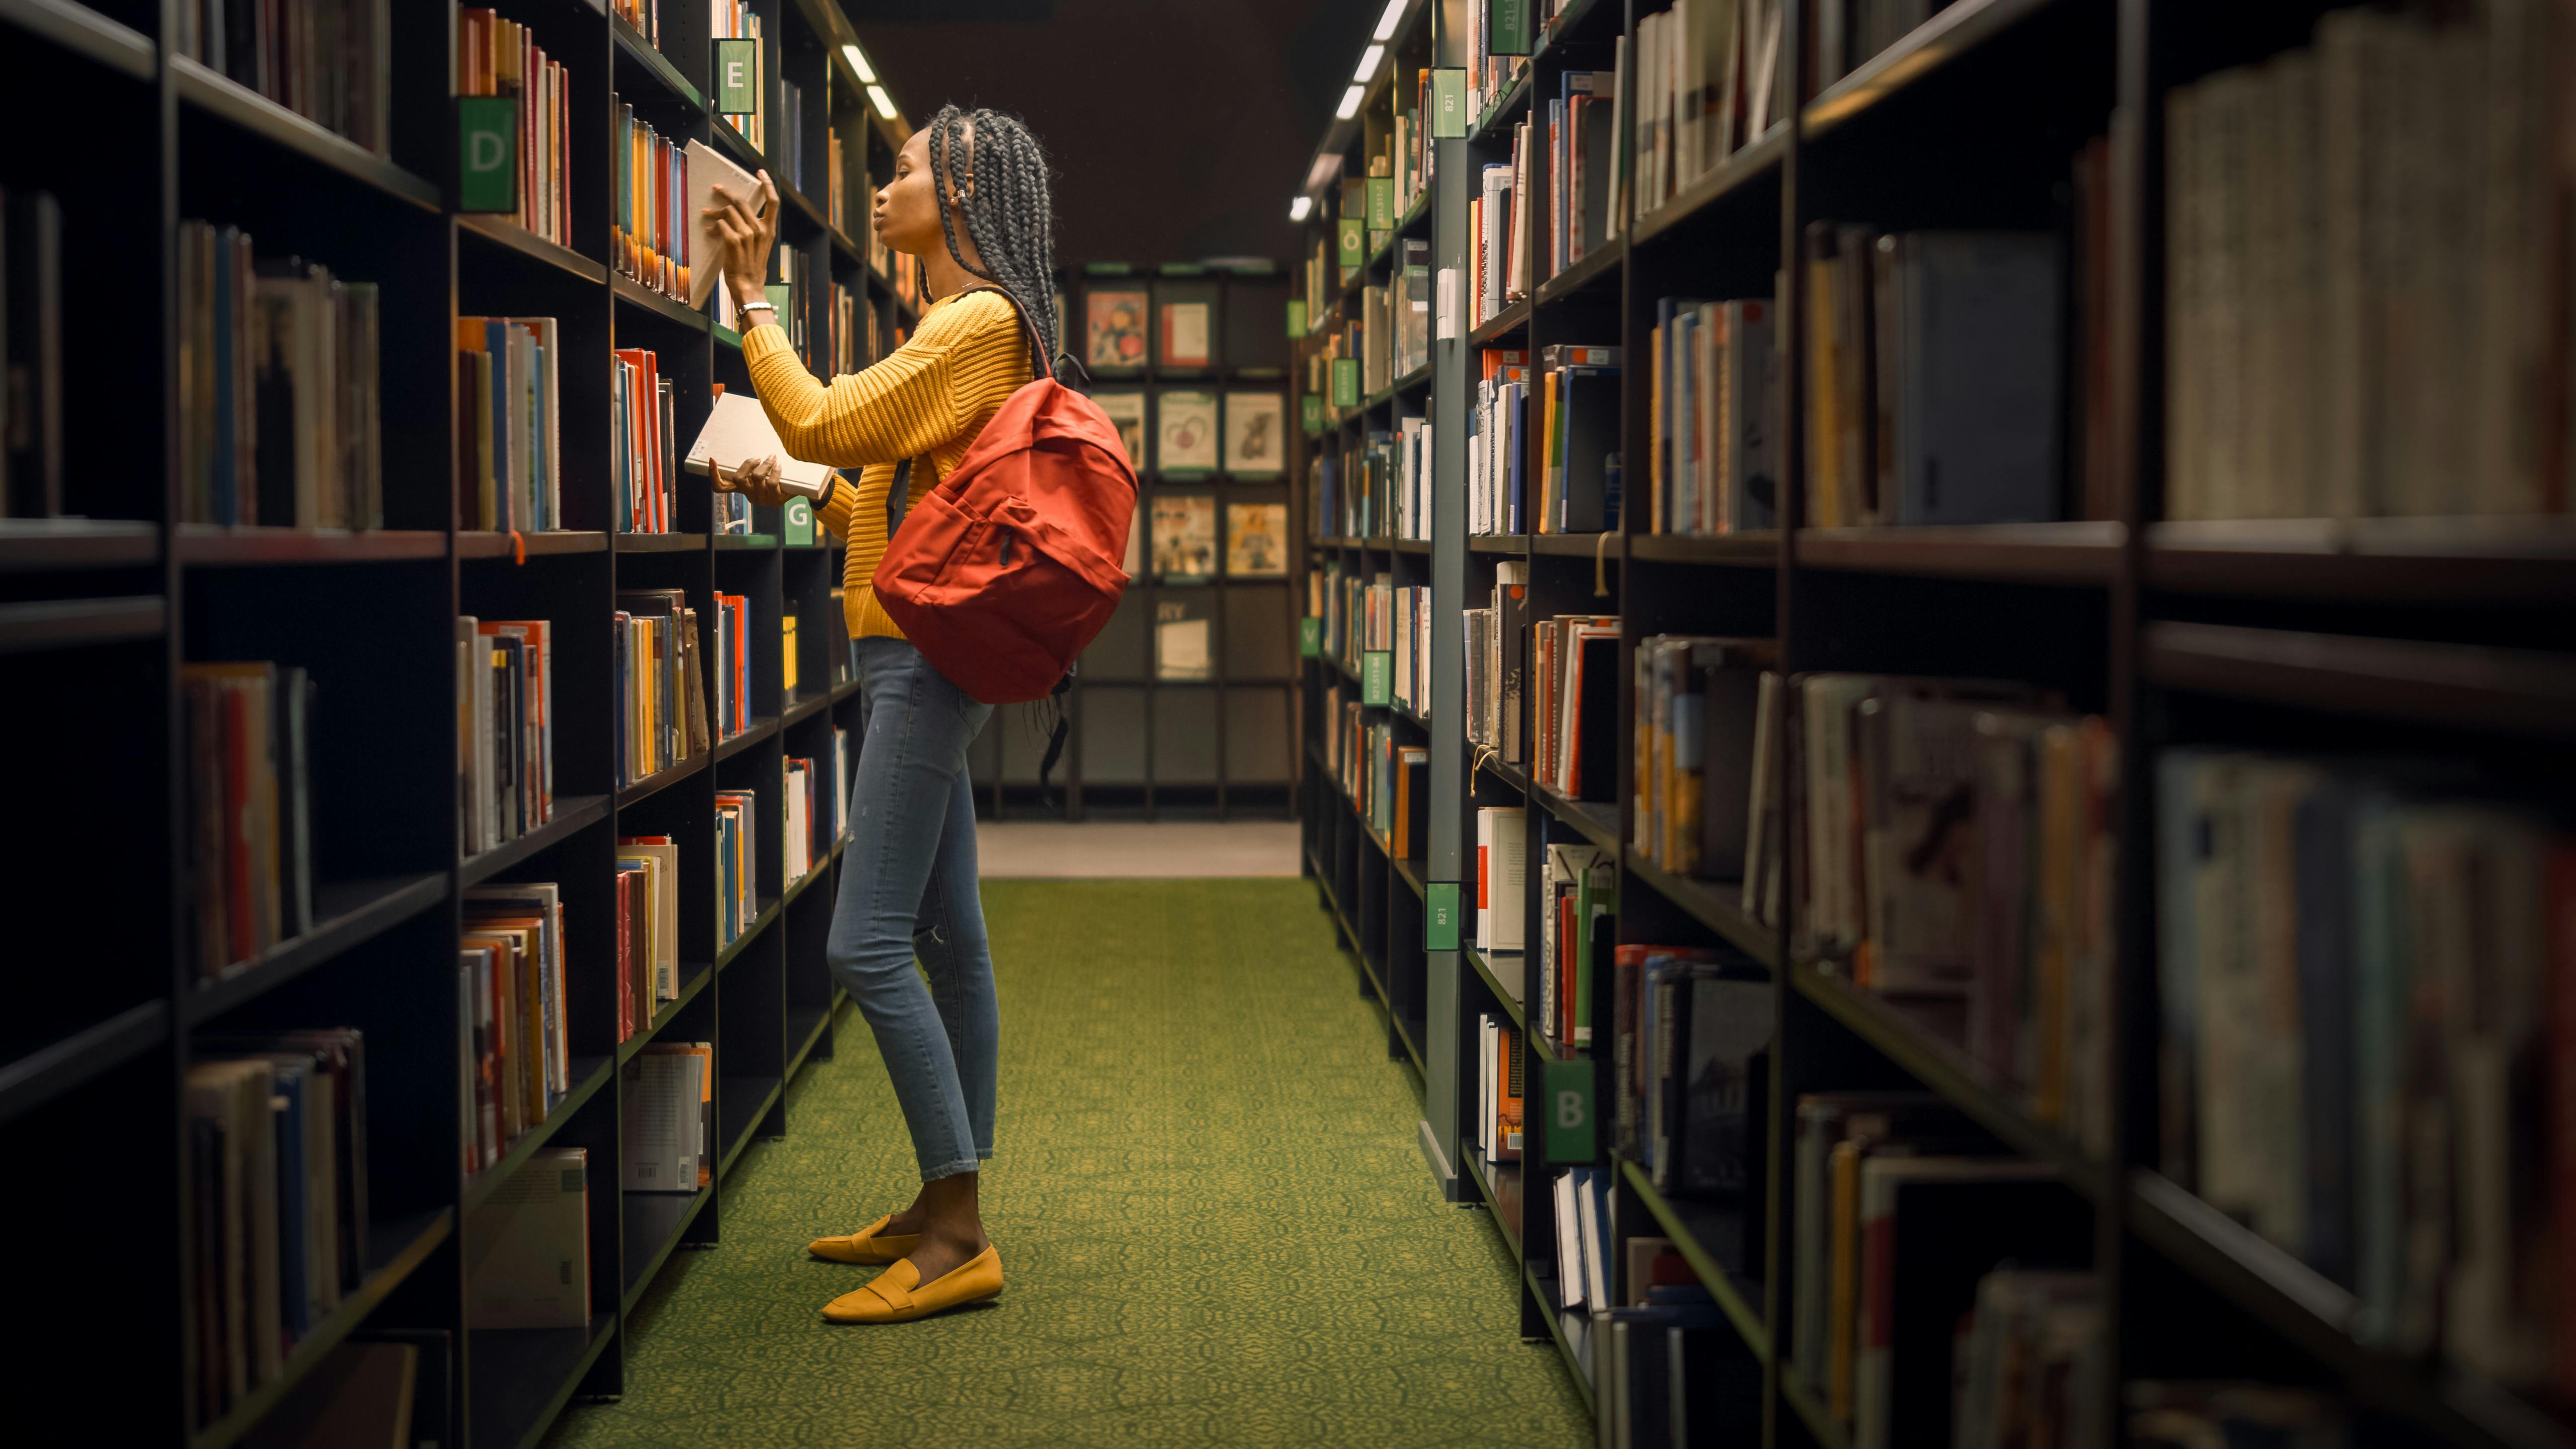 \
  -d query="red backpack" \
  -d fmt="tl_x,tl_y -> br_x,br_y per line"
869,287 -> 1136,705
